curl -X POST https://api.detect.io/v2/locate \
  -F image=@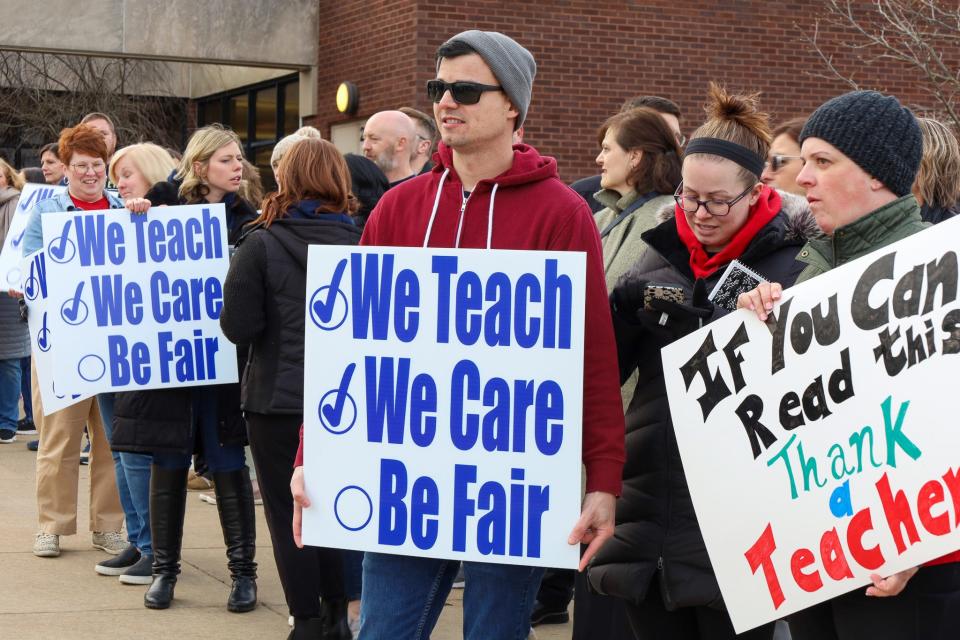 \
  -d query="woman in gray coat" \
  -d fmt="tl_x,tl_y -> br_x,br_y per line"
0,158 -> 31,443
